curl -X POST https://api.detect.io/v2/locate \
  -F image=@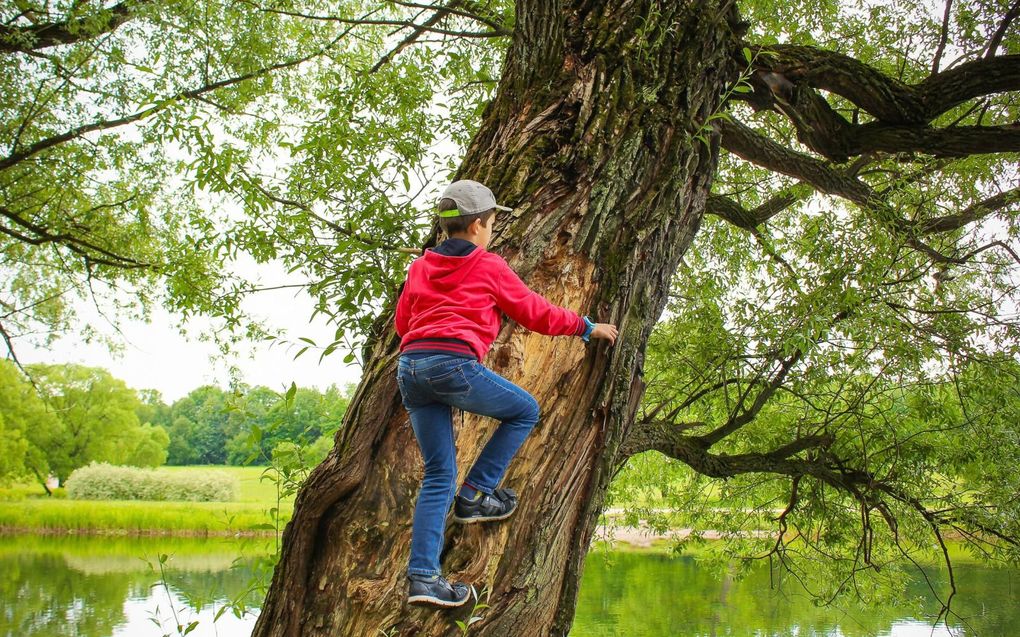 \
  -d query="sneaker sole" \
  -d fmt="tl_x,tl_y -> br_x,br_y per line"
407,584 -> 476,608
452,507 -> 517,524
407,594 -> 471,608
